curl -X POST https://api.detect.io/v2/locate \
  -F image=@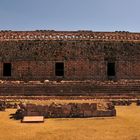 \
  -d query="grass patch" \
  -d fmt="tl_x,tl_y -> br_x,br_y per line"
0,105 -> 140,140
